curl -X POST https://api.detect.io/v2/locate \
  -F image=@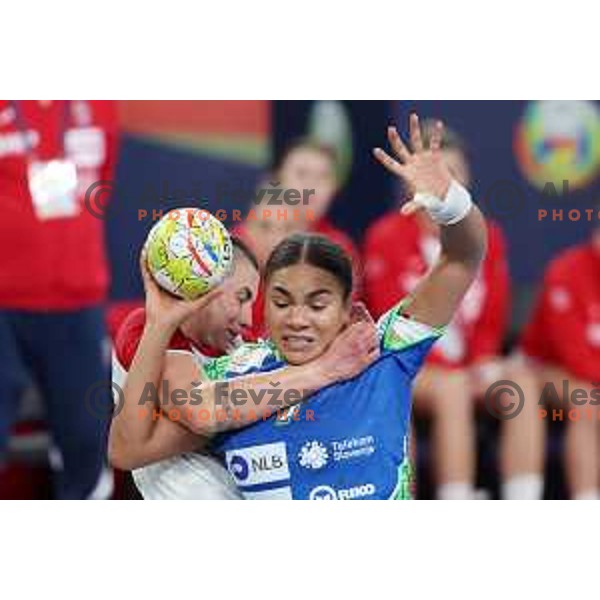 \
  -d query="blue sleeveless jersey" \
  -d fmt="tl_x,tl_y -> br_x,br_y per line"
203,302 -> 444,500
